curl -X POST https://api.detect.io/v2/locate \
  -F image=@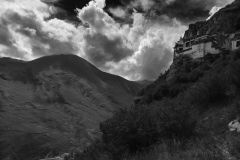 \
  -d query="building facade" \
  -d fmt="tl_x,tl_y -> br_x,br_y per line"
174,30 -> 240,60
231,31 -> 240,50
